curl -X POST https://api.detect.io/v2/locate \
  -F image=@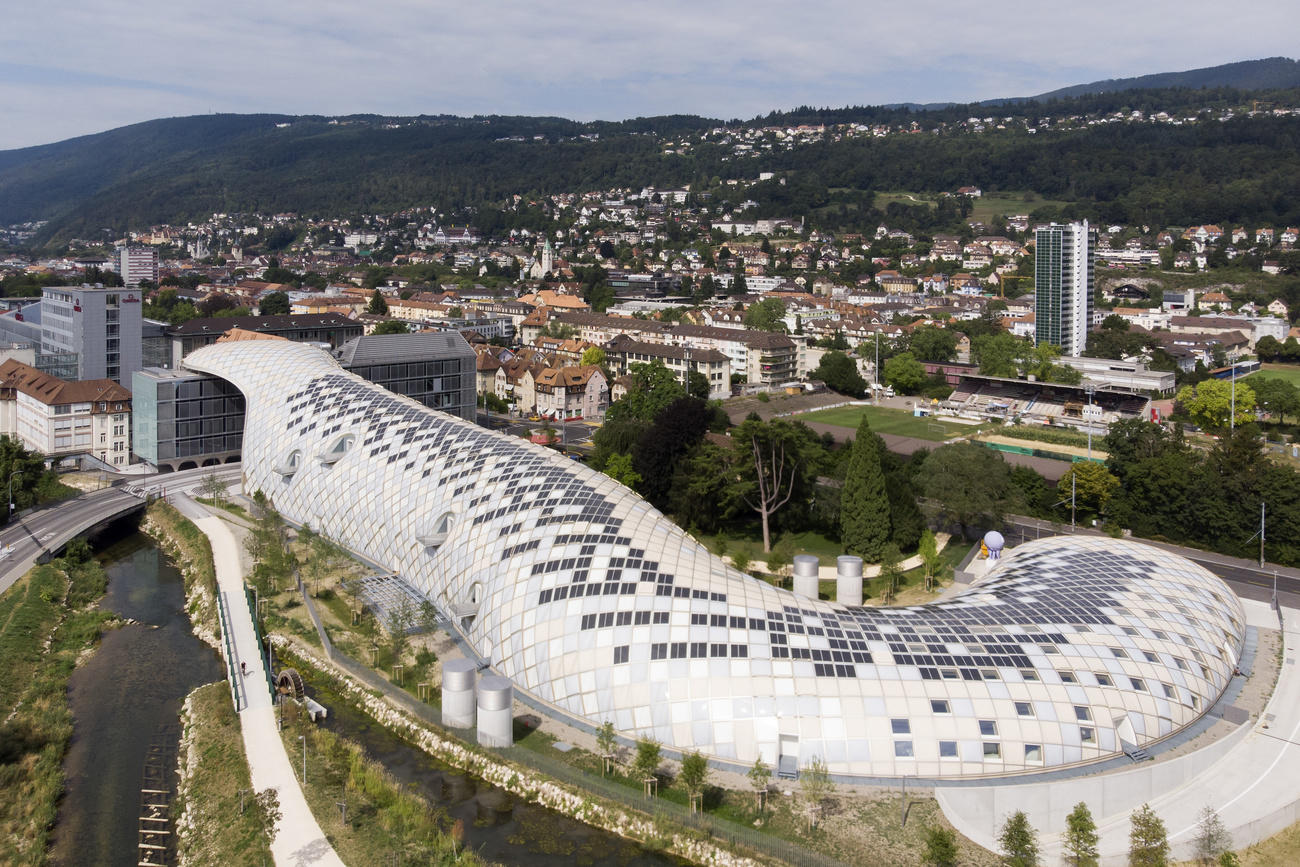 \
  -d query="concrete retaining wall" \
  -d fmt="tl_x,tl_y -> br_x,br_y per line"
936,715 -> 1253,850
